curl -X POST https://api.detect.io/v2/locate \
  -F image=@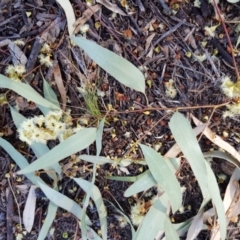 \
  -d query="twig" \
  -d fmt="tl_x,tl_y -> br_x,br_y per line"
7,178 -> 22,231
153,19 -> 186,47
136,0 -> 145,12
109,101 -> 229,116
212,0 -> 240,80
